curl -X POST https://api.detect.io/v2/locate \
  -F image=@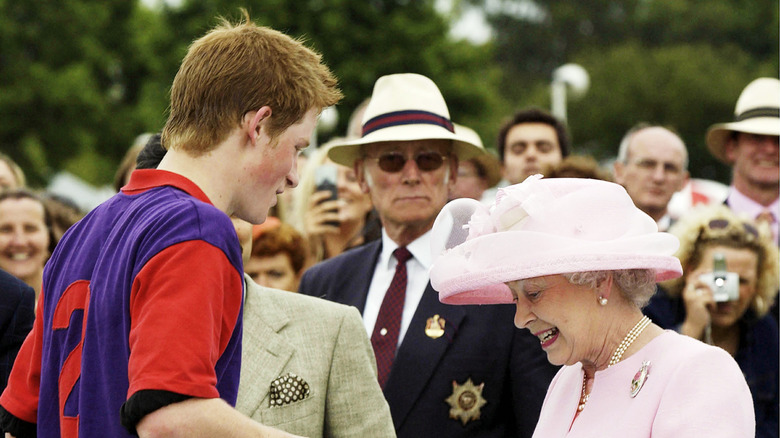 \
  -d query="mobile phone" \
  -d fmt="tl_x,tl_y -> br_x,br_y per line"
698,253 -> 739,302
314,164 -> 339,227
